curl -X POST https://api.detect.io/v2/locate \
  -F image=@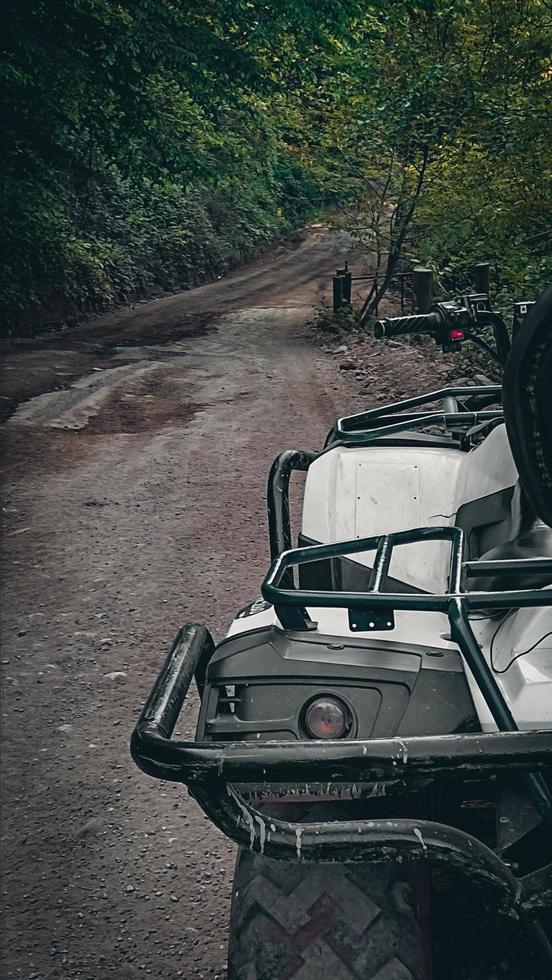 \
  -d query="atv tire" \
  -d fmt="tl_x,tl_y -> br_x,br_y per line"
228,848 -> 431,980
